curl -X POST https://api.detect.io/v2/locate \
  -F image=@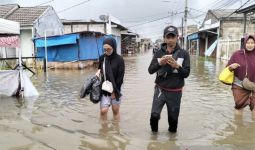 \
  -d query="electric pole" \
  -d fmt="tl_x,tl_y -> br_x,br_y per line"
184,0 -> 188,50
171,11 -> 174,25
